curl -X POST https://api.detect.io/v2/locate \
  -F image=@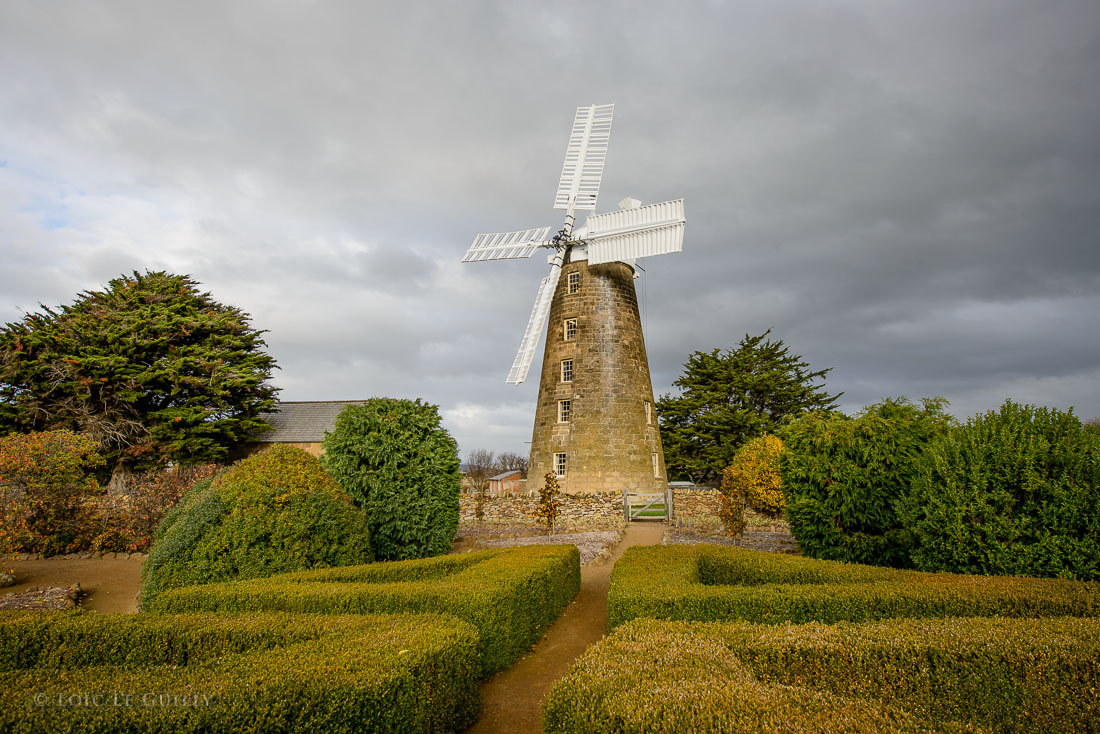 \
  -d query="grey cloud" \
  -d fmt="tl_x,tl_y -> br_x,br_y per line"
2,0 -> 1098,454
